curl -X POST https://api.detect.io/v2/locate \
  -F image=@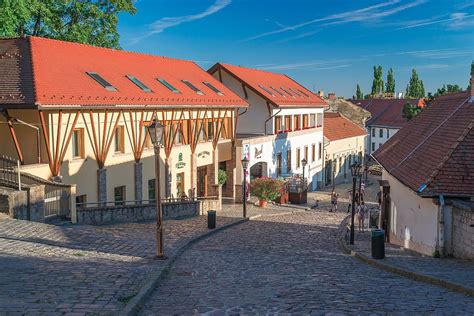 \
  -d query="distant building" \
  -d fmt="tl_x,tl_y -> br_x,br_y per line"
322,113 -> 367,187
208,63 -> 326,193
350,98 -> 425,155
373,84 -> 474,258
